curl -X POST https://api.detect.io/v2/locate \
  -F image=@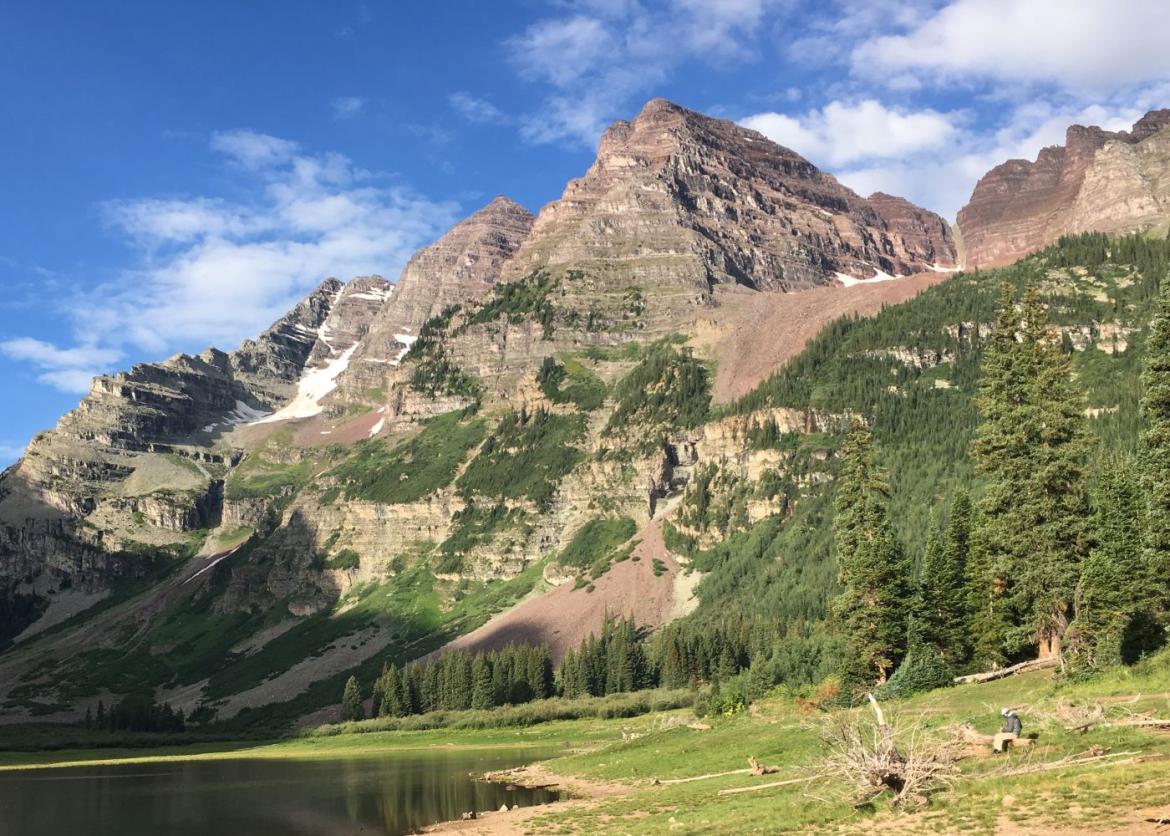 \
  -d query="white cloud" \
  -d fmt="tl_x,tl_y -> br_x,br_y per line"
509,16 -> 617,88
740,100 -> 960,167
331,96 -> 366,120
795,101 -> 1148,219
449,92 -> 508,124
505,1 -> 772,146
6,133 -> 458,393
0,338 -> 123,393
853,0 -> 1170,93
